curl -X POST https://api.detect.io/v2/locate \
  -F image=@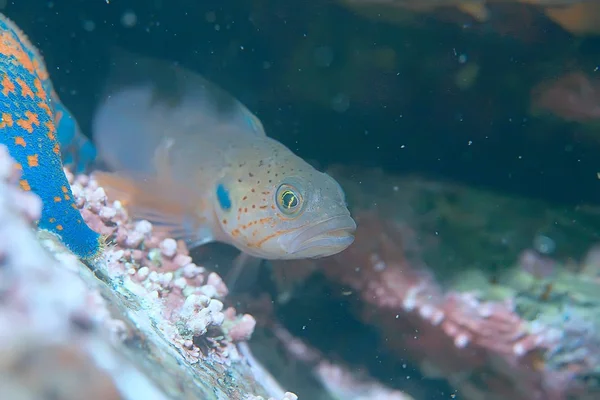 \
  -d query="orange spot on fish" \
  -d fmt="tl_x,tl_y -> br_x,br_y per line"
33,59 -> 49,81
64,194 -> 70,200
45,120 -> 56,140
231,228 -> 240,237
253,228 -> 295,248
14,162 -> 22,170
15,77 -> 34,98
222,219 -> 228,225
16,111 -> 39,133
259,205 -> 267,209
1,74 -> 14,95
52,143 -> 60,154
0,112 -> 13,128
61,186 -> 69,193
237,217 -> 274,240
14,136 -> 25,146
26,154 -> 38,167
33,78 -> 46,99
49,218 -> 56,223
242,196 -> 248,201
38,101 -> 52,118
71,203 -> 78,209
19,179 -> 30,191
54,196 -> 61,202
0,32 -> 34,73
244,207 -> 248,213
56,224 -> 63,231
